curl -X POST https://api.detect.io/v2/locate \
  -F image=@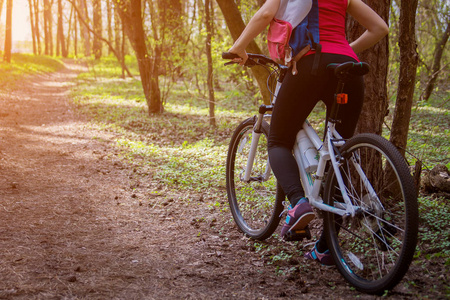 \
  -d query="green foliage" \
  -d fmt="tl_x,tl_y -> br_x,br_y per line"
77,55 -> 139,80
0,54 -> 64,89
406,98 -> 450,170
417,196 -> 450,257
